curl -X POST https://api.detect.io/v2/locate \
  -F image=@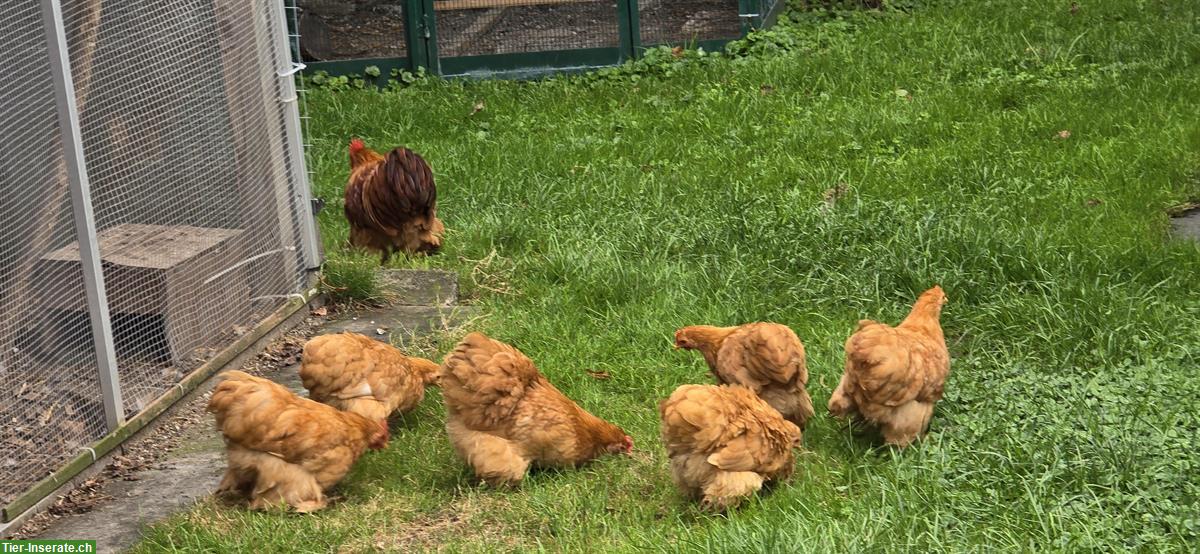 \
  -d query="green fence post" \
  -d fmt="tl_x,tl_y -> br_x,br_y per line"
404,0 -> 428,71
618,0 -> 640,60
738,0 -> 761,36
422,0 -> 441,75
